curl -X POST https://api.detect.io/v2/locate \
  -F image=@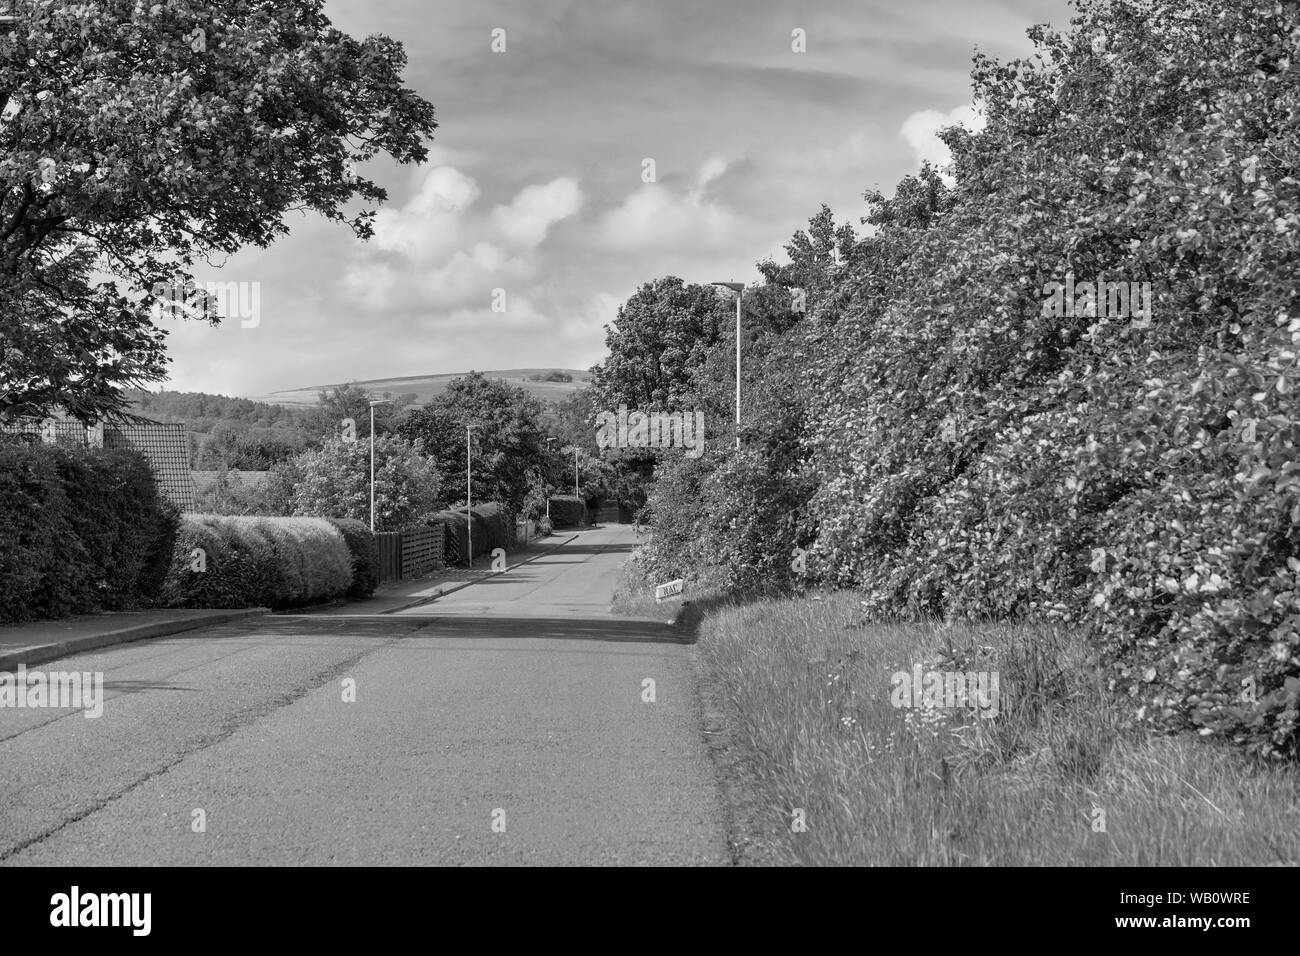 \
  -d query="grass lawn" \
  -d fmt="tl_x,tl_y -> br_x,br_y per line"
617,568 -> 1300,865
